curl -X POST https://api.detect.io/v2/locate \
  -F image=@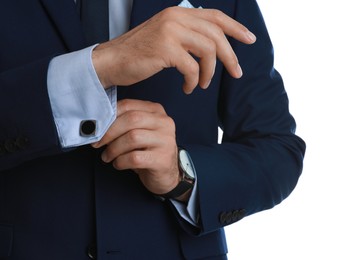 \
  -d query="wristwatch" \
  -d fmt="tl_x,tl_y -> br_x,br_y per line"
157,148 -> 196,200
